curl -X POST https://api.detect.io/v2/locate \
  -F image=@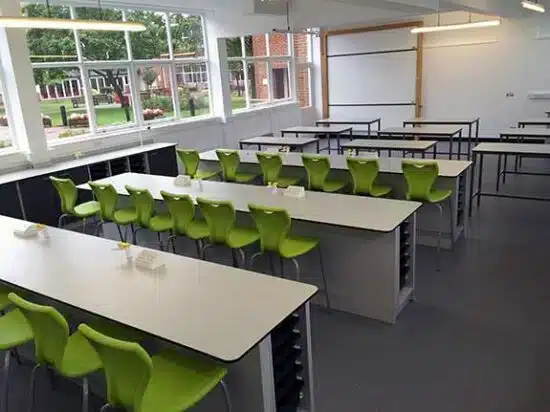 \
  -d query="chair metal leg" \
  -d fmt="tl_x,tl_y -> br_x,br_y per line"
291,258 -> 301,281
435,203 -> 444,272
12,348 -> 22,366
237,248 -> 246,269
28,364 -> 40,412
231,249 -> 238,267
194,240 -> 201,257
57,214 -> 69,228
280,256 -> 285,278
249,252 -> 264,270
81,218 -> 87,234
132,227 -> 142,245
220,380 -> 232,412
3,351 -> 11,412
99,404 -> 111,412
318,247 -> 332,309
82,377 -> 89,412
200,243 -> 213,260
116,225 -> 125,242
95,221 -> 104,237
268,253 -> 275,275
157,232 -> 163,251
164,235 -> 176,254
